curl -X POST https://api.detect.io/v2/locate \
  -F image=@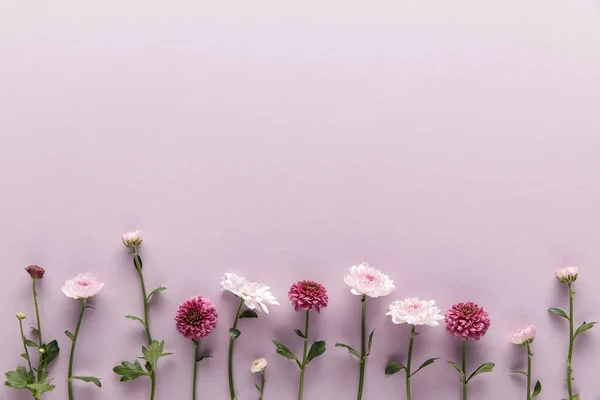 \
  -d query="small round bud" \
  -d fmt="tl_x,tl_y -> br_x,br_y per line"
38,348 -> 45,354
16,312 -> 26,320
25,265 -> 45,279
